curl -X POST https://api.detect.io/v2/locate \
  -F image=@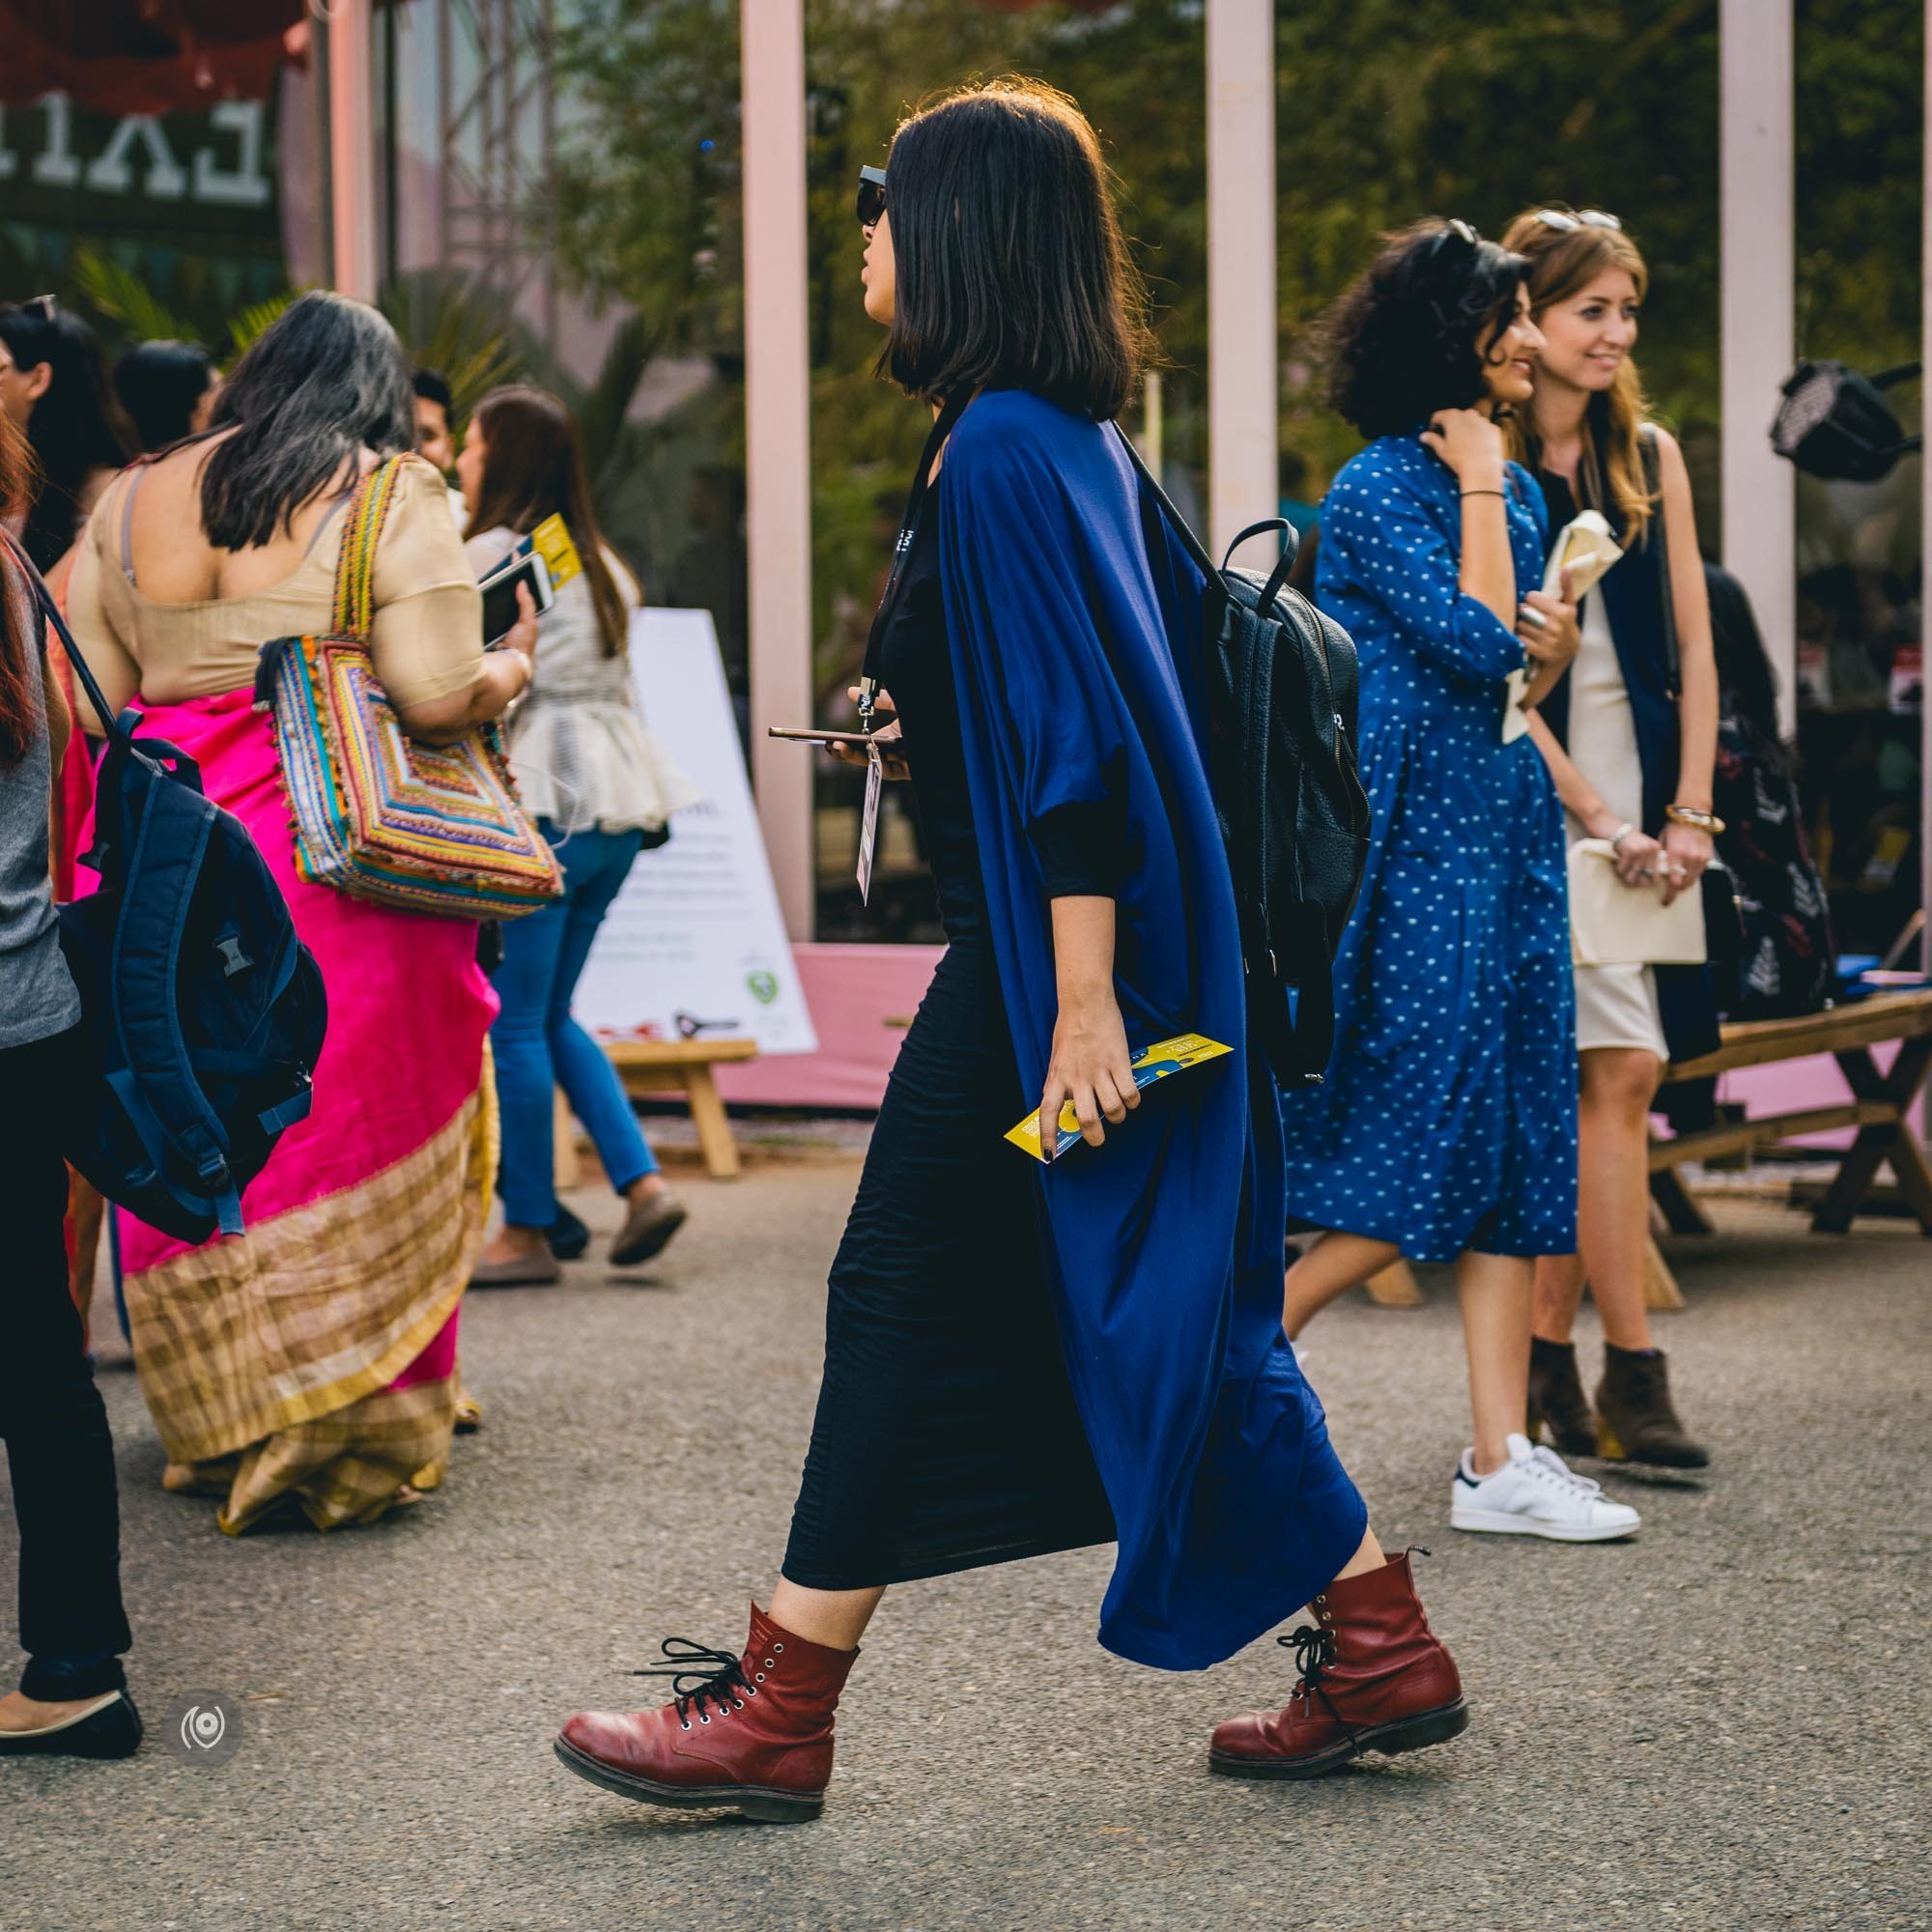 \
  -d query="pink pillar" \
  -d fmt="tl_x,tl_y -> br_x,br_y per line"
1205,0 -> 1278,560
1719,0 -> 1796,734
327,0 -> 379,301
740,0 -> 816,940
